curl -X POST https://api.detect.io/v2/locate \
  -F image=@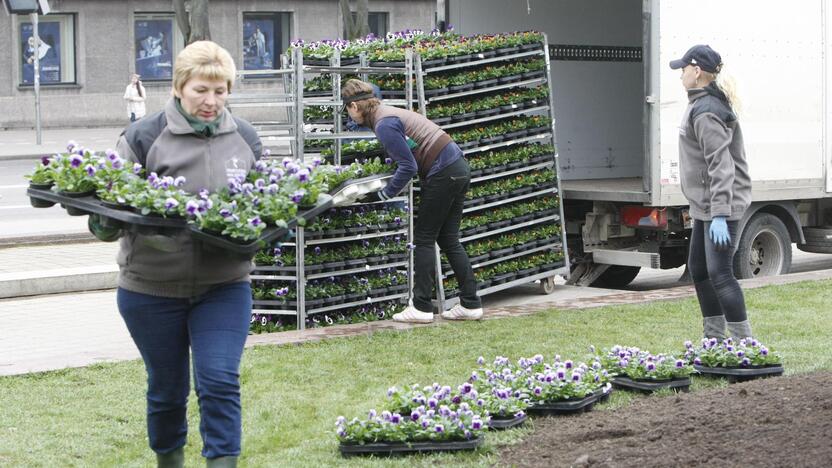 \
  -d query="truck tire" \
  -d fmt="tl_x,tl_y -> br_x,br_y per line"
591,265 -> 641,288
797,227 -> 832,253
733,213 -> 791,279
